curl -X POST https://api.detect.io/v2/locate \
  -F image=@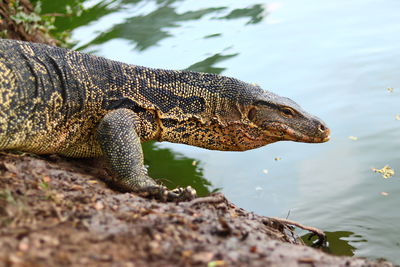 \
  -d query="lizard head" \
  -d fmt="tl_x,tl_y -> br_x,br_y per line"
155,73 -> 329,152
223,83 -> 330,151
